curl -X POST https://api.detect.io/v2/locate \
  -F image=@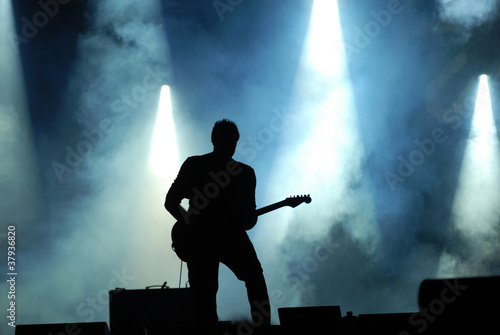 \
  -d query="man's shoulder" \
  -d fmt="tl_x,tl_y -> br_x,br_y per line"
182,155 -> 254,175
231,159 -> 255,175
177,155 -> 209,176
235,160 -> 253,170
183,153 -> 211,165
